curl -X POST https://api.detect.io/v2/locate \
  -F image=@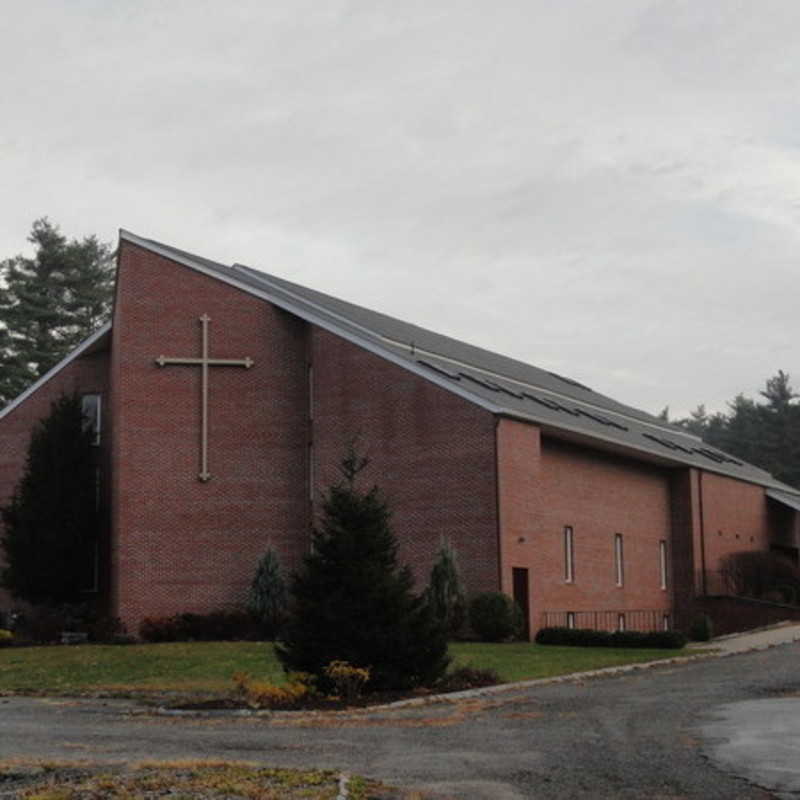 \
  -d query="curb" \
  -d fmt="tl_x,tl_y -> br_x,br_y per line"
147,634 -> 800,720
